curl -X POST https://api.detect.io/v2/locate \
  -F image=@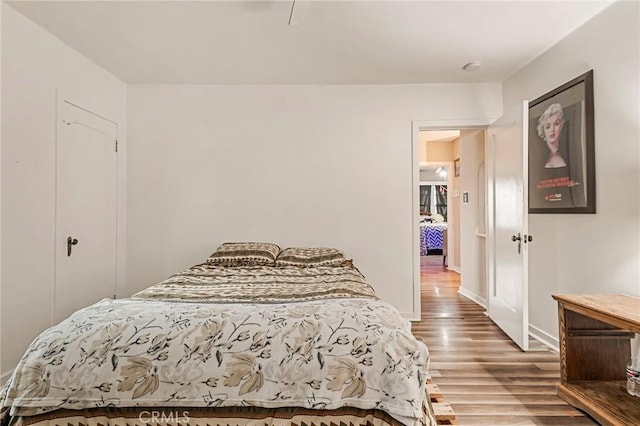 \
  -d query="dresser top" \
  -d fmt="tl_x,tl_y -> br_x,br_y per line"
553,294 -> 640,331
